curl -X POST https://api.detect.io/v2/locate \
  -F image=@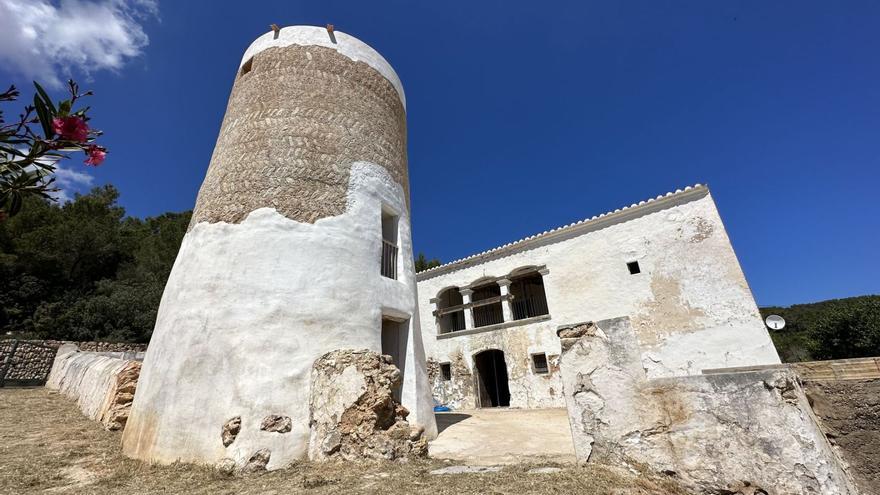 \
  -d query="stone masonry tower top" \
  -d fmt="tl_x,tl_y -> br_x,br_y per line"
240,25 -> 406,109
188,24 -> 409,228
